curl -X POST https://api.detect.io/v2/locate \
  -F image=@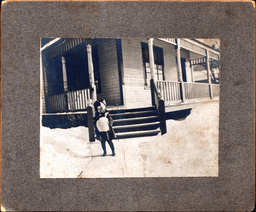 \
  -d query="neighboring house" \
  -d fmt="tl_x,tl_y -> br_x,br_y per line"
41,38 -> 220,139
